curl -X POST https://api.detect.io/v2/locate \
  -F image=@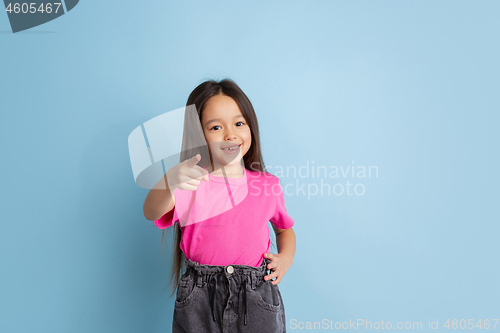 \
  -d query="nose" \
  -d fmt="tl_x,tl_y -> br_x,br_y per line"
224,129 -> 237,141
